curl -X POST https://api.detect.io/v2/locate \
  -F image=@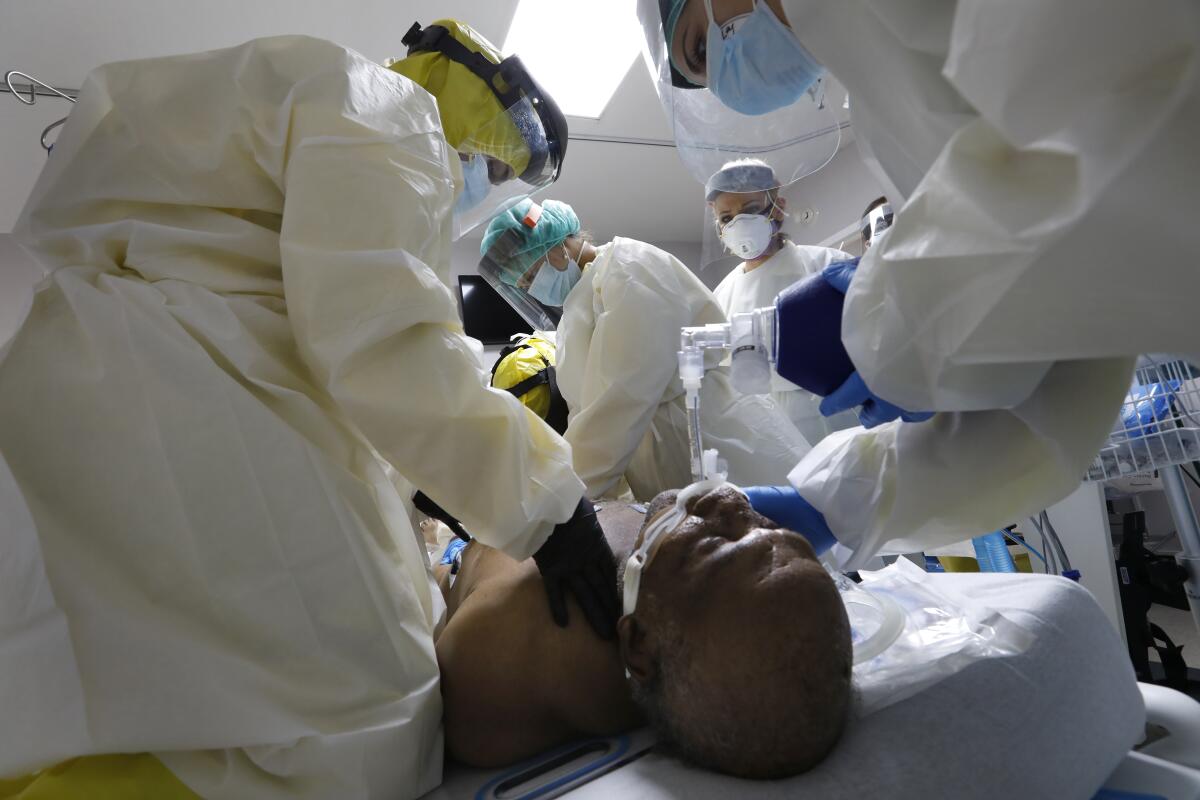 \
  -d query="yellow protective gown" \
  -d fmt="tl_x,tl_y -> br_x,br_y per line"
712,241 -> 860,444
555,238 -> 811,500
0,36 -> 582,799
778,0 -> 1200,567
